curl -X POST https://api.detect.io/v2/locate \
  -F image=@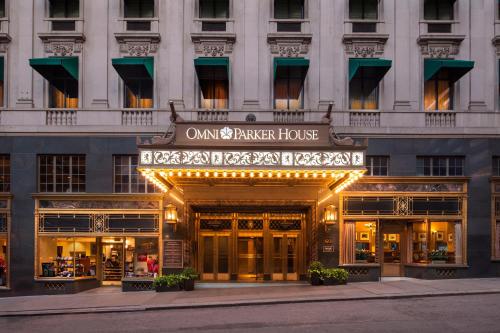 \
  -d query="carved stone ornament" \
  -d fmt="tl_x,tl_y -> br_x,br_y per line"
38,33 -> 85,56
115,33 -> 161,56
418,35 -> 464,58
342,34 -> 389,58
267,33 -> 312,57
0,33 -> 12,53
191,33 -> 236,56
